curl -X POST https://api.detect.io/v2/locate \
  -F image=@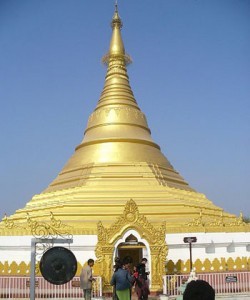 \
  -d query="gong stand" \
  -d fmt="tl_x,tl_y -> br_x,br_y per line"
30,238 -> 73,300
